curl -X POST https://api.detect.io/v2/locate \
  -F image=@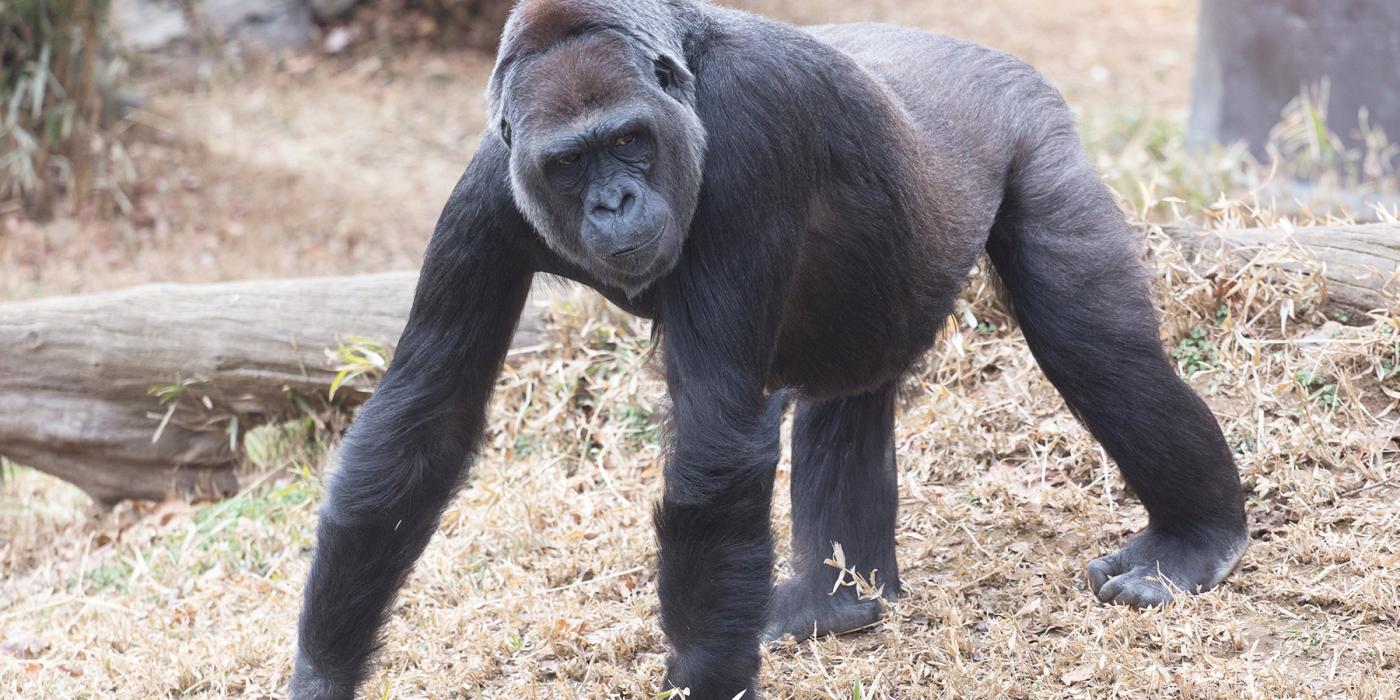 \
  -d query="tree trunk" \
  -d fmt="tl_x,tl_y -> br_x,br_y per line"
1,223 -> 1395,504
1163,223 -> 1399,316
1188,0 -> 1400,161
0,272 -> 549,504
